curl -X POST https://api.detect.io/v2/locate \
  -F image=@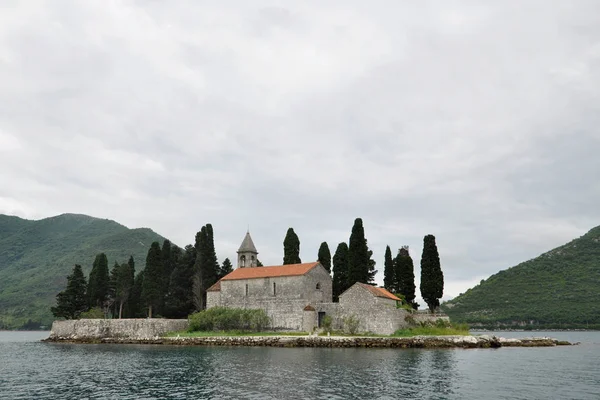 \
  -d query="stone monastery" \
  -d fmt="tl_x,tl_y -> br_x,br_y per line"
207,232 -> 441,335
